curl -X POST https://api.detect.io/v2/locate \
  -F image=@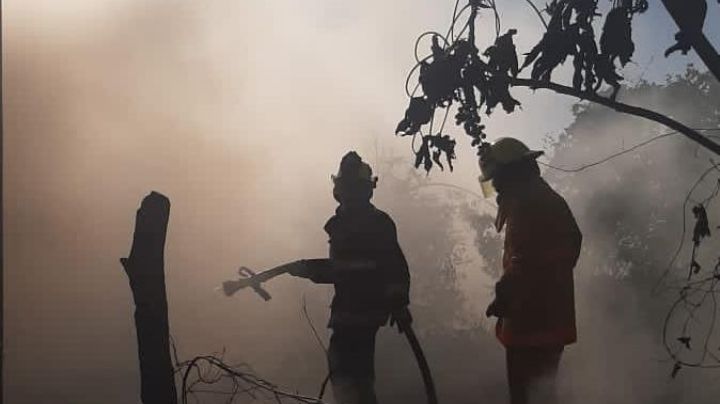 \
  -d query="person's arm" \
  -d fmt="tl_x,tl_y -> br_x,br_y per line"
305,253 -> 409,308
305,215 -> 410,304
302,258 -> 378,284
293,216 -> 380,283
292,214 -> 411,310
